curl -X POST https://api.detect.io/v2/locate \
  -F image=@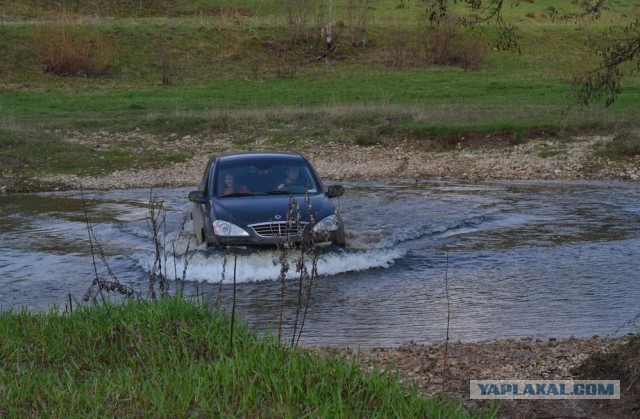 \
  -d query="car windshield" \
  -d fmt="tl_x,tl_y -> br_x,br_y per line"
214,157 -> 321,197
